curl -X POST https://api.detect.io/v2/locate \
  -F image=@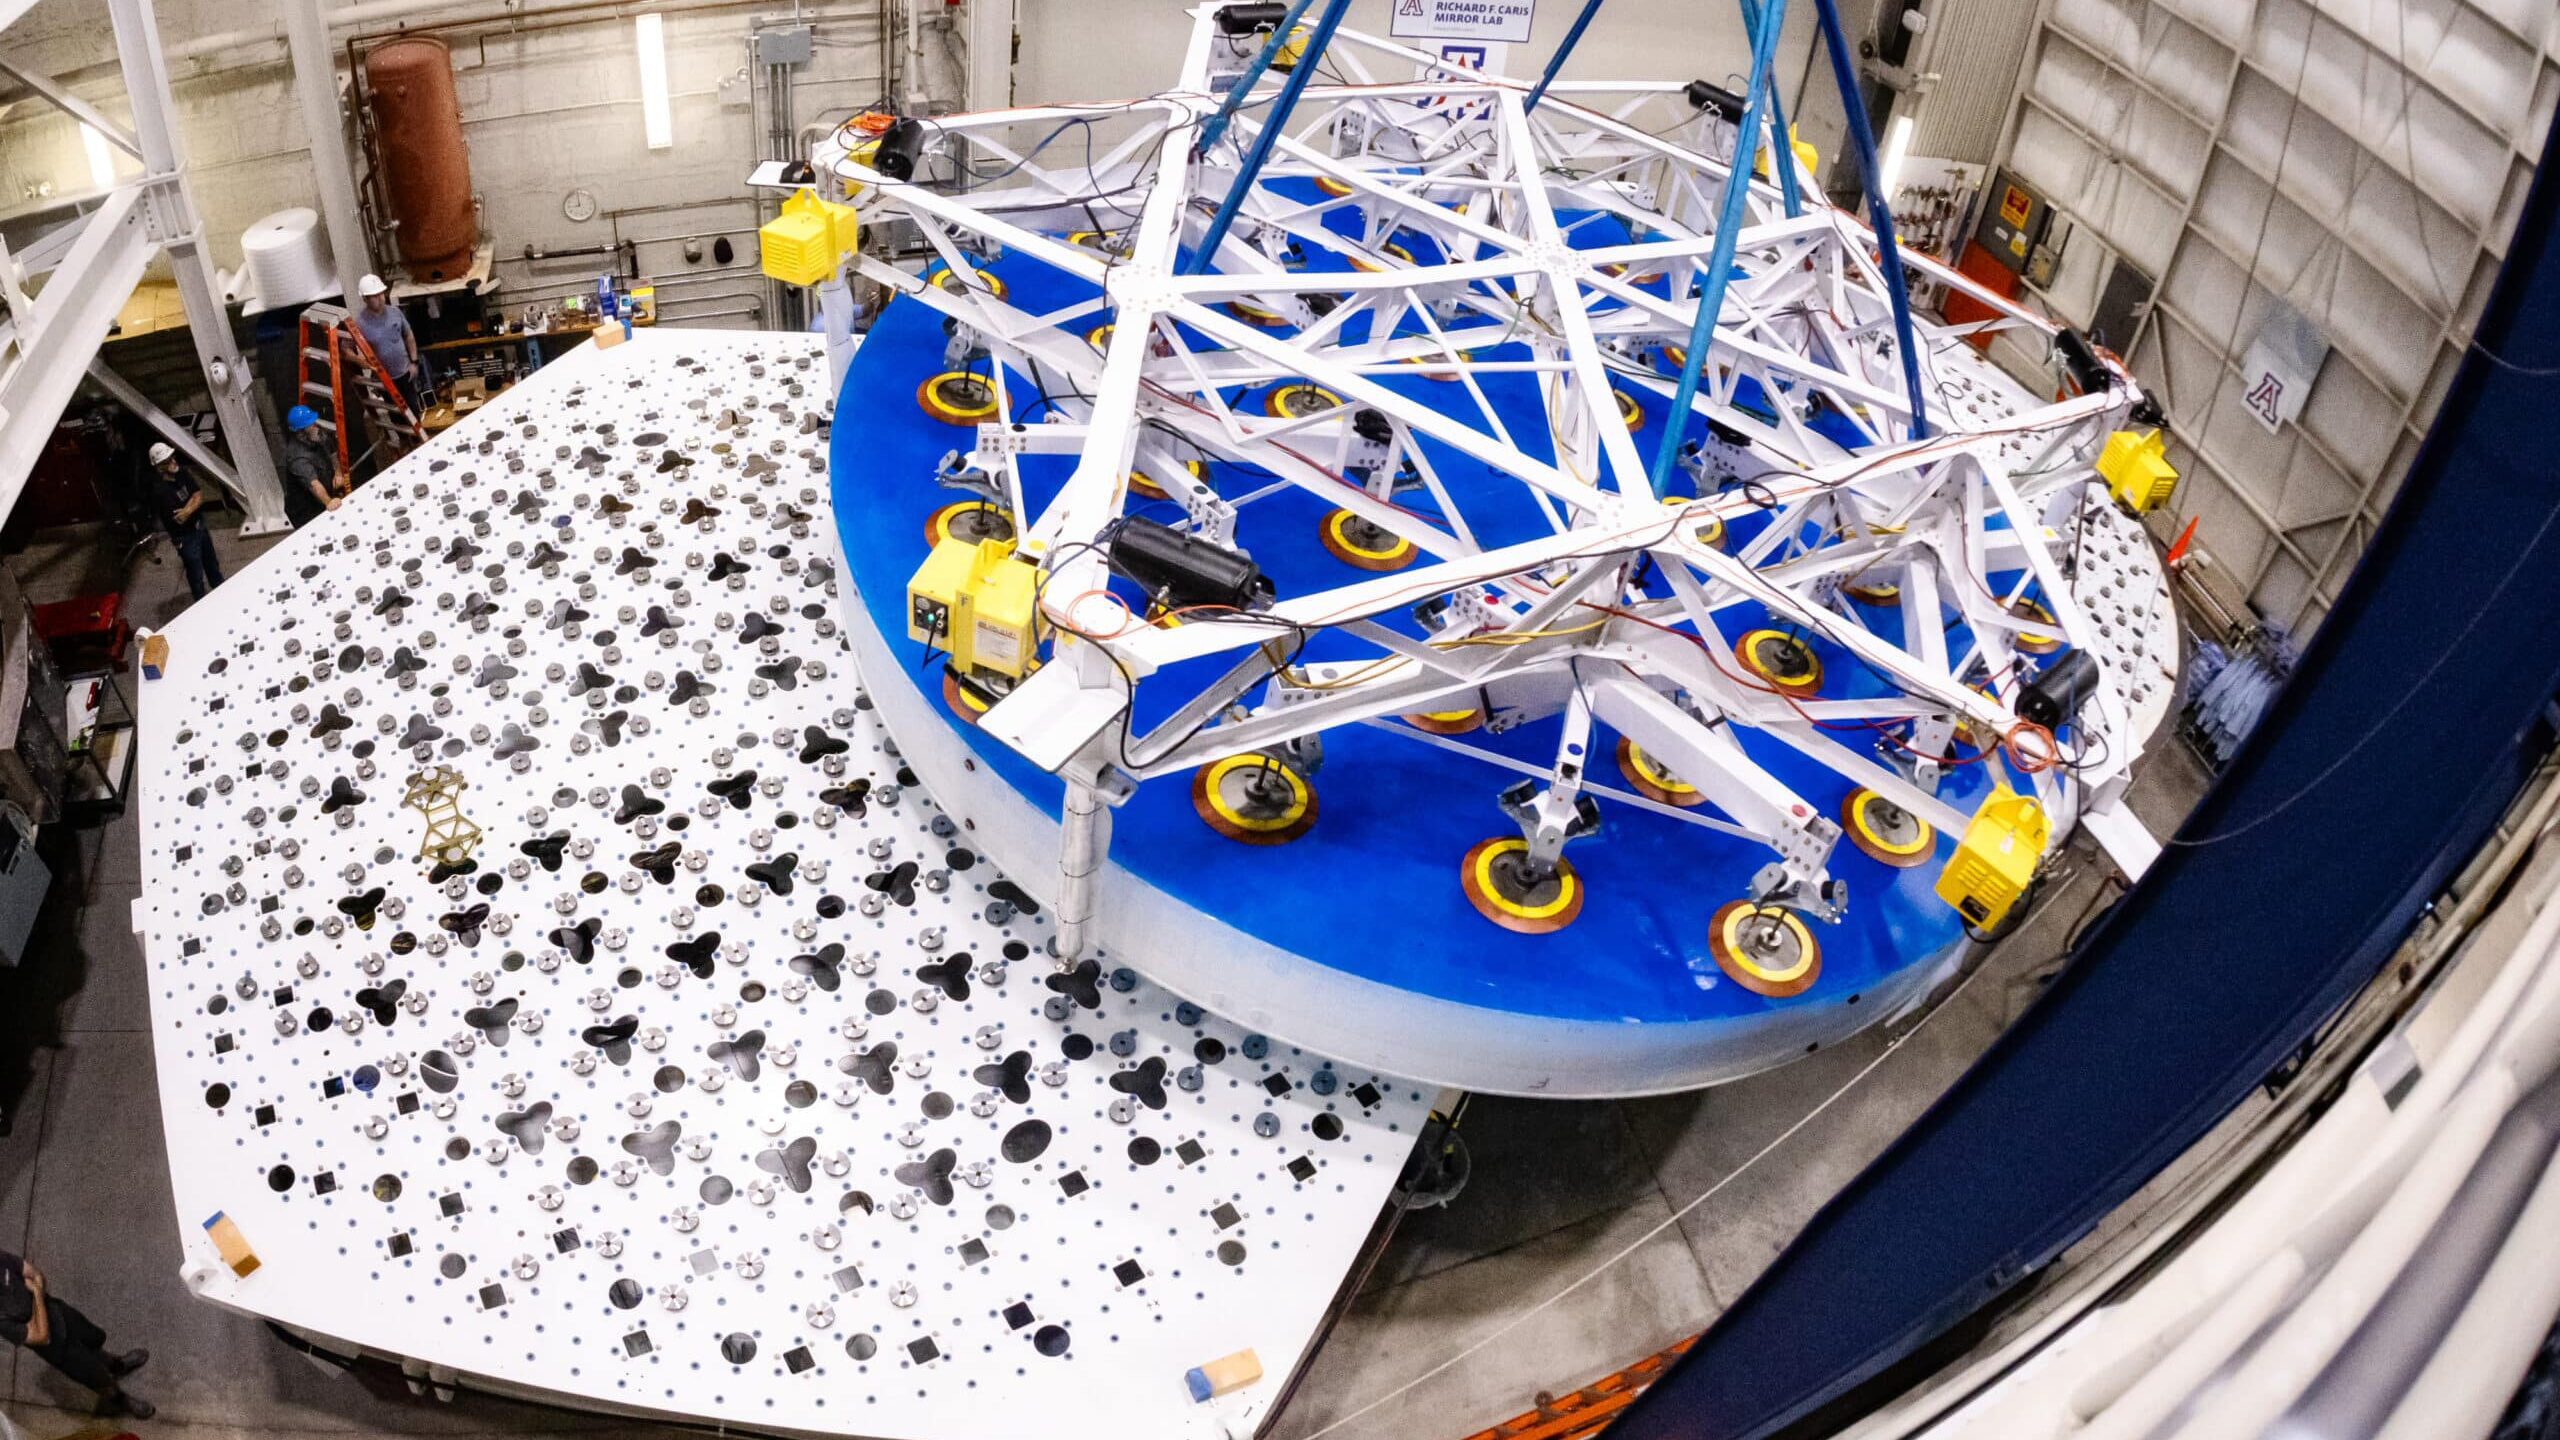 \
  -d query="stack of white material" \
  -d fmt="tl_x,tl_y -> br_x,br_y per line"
236,207 -> 334,313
